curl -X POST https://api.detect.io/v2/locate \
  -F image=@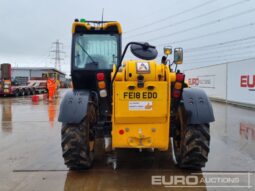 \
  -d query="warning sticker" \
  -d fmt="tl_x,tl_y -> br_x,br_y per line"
129,101 -> 153,111
136,62 -> 150,73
